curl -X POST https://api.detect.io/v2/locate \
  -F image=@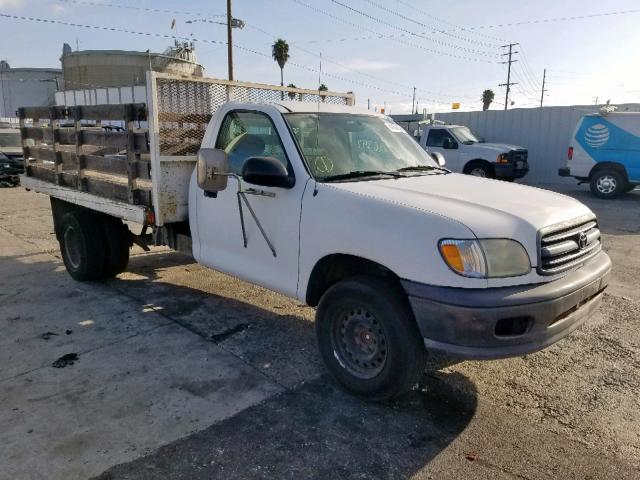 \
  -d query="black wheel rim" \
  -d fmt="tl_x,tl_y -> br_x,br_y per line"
332,307 -> 387,379
63,226 -> 82,270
